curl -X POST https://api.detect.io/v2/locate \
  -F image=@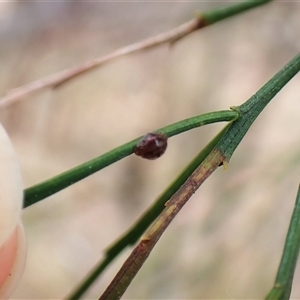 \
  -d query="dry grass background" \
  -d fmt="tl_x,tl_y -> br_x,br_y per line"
1,2 -> 300,299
